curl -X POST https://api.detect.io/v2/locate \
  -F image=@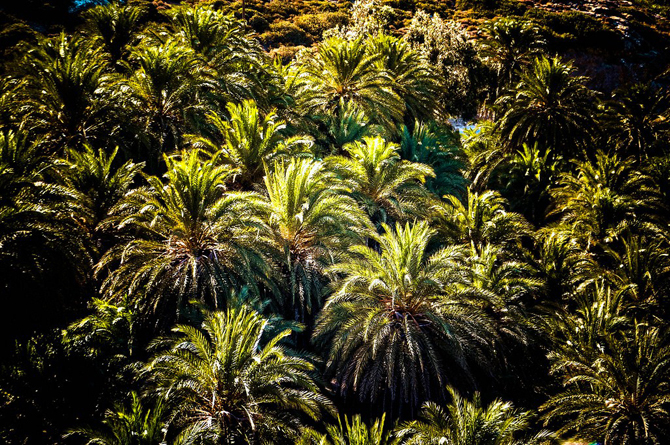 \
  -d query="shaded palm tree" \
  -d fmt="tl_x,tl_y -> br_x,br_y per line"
431,188 -> 533,255
84,1 -> 144,64
314,221 -> 490,416
124,39 -> 209,170
97,150 -> 270,330
542,320 -> 670,445
146,306 -> 334,444
262,158 -> 371,324
21,32 -> 114,151
297,36 -> 404,130
326,136 -> 434,226
479,17 -> 545,100
396,386 -> 553,444
193,99 -> 312,188
400,121 -> 467,198
368,34 -> 440,124
495,56 -> 596,155
549,152 -> 656,247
